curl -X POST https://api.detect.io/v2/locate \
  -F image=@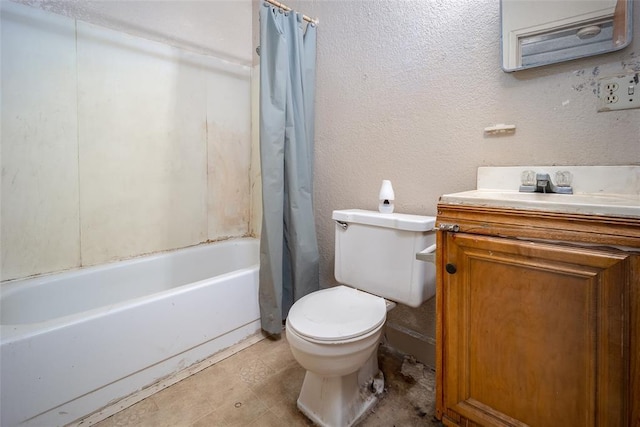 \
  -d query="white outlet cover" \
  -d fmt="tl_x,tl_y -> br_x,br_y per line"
597,73 -> 640,112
